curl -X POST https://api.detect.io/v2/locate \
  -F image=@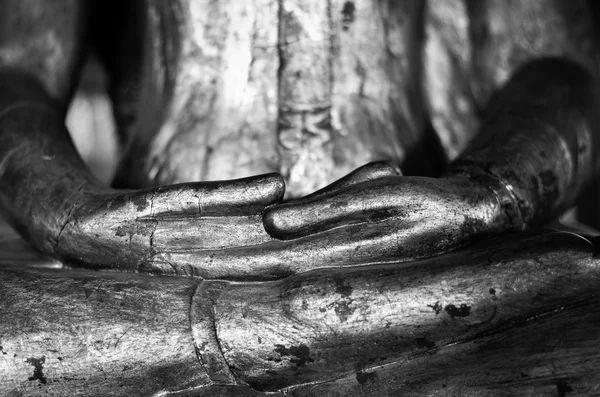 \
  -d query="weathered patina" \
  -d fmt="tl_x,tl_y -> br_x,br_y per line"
1,0 -> 599,395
